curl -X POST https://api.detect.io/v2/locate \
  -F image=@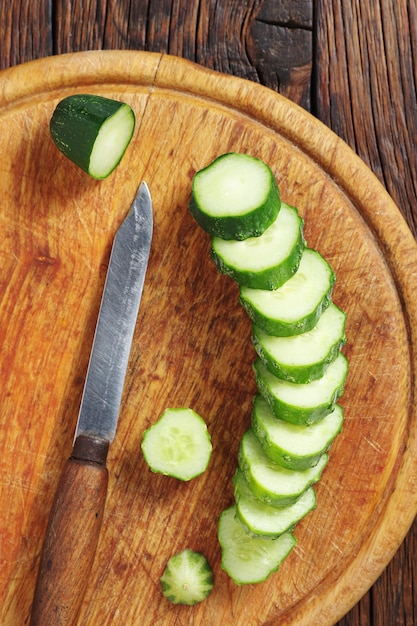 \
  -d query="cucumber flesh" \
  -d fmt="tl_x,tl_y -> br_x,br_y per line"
160,549 -> 214,605
50,94 -> 135,179
190,153 -> 281,240
252,303 -> 347,383
240,248 -> 335,336
252,395 -> 344,470
141,408 -> 212,481
254,353 -> 348,426
218,505 -> 296,584
238,429 -> 328,507
233,469 -> 316,538
211,202 -> 305,290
